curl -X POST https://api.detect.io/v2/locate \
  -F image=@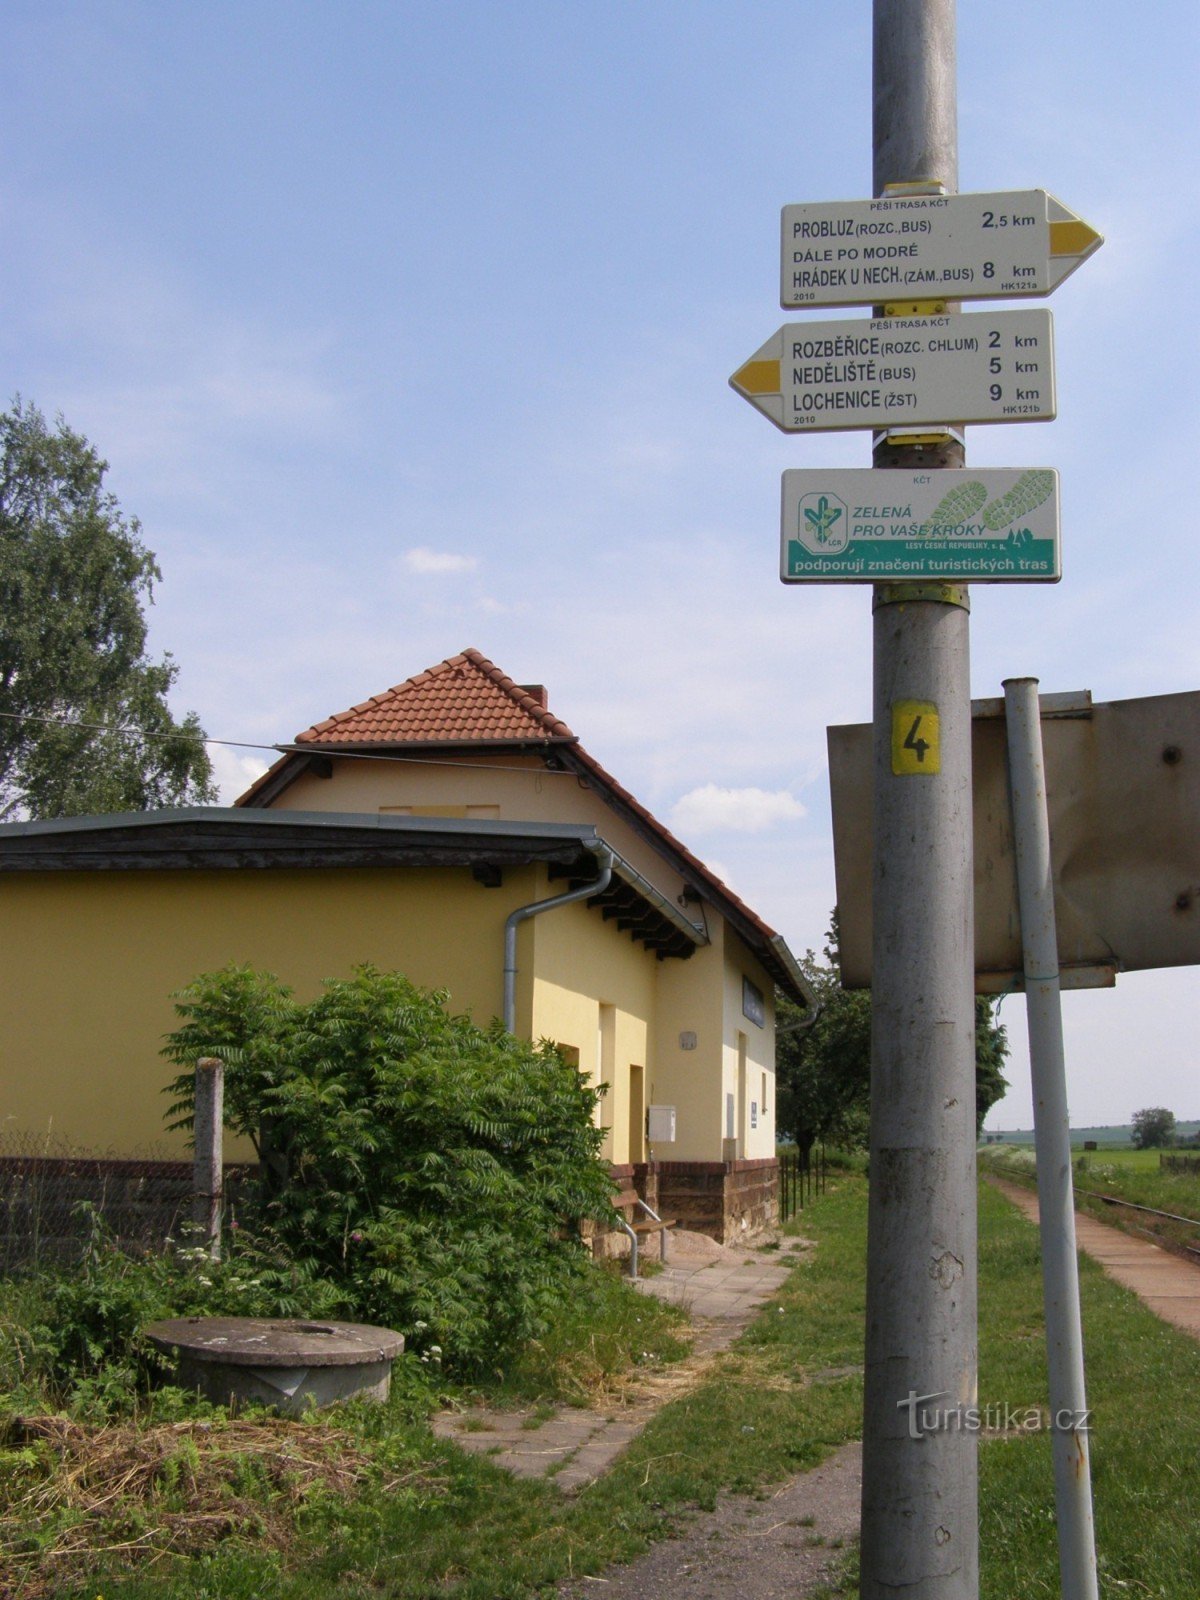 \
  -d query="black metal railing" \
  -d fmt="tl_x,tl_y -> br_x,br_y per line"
779,1145 -> 827,1222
